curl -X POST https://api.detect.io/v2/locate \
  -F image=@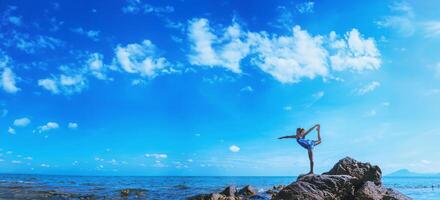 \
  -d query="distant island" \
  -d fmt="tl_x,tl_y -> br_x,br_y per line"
386,169 -> 440,177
